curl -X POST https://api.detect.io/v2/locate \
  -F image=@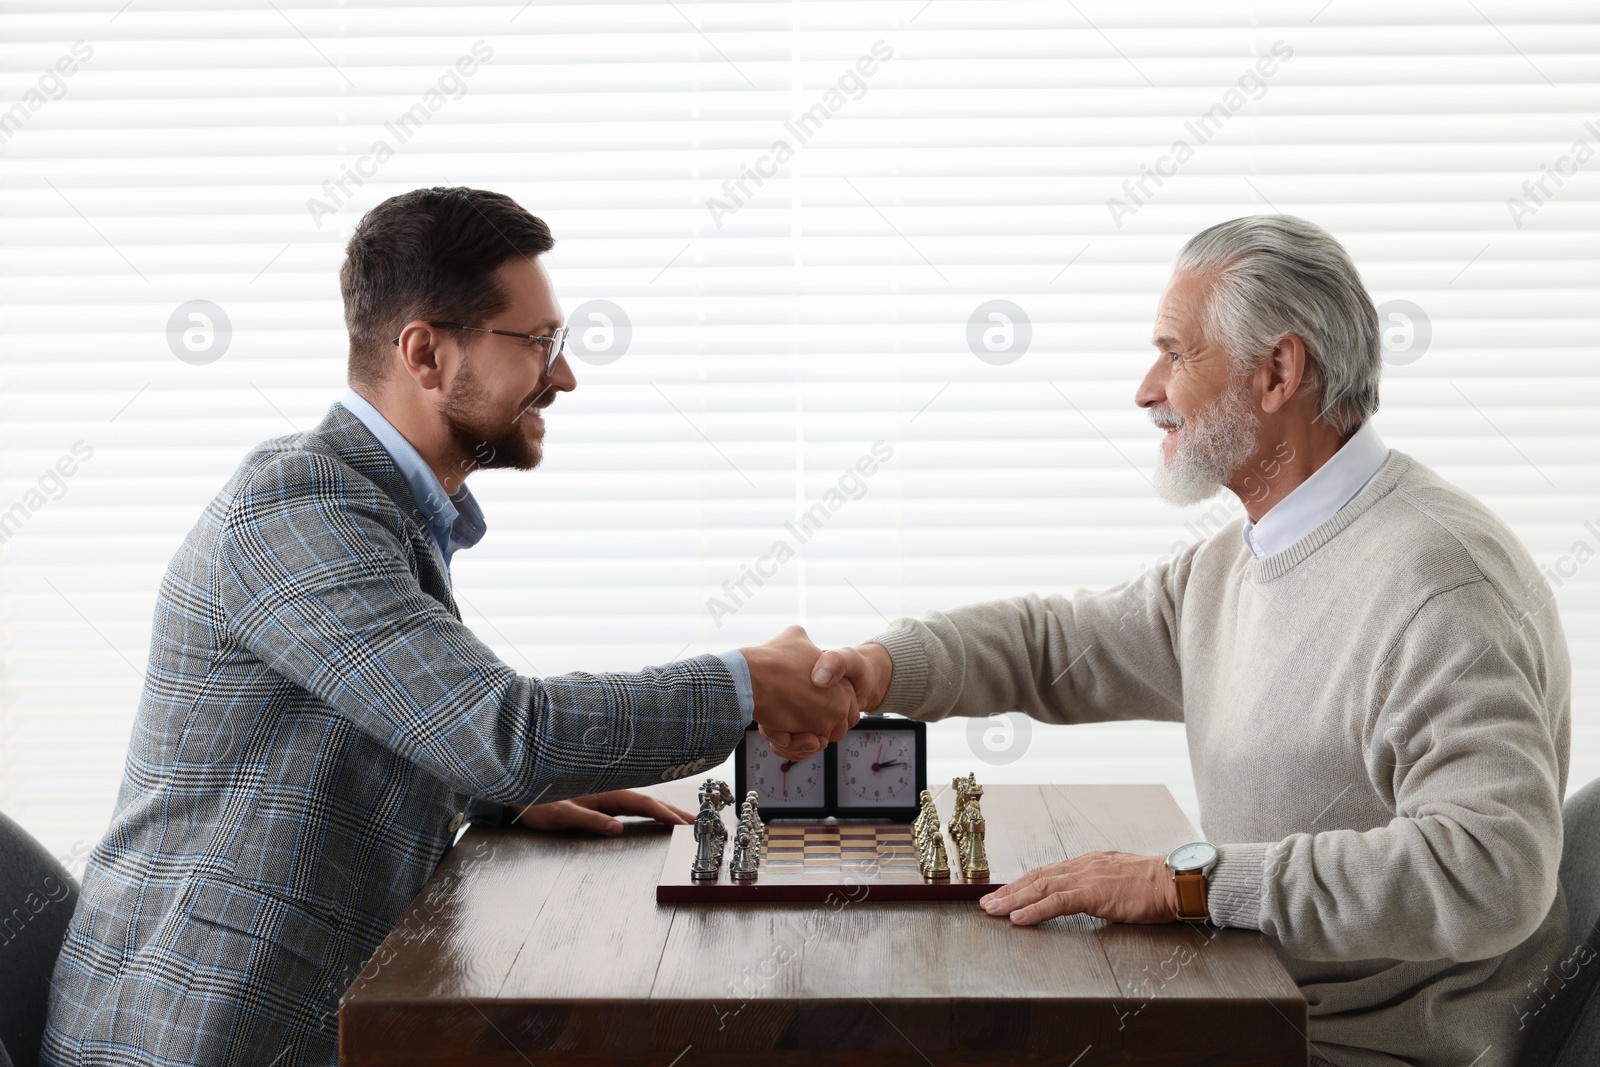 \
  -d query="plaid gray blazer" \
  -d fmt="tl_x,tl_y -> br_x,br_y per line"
43,402 -> 746,1067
